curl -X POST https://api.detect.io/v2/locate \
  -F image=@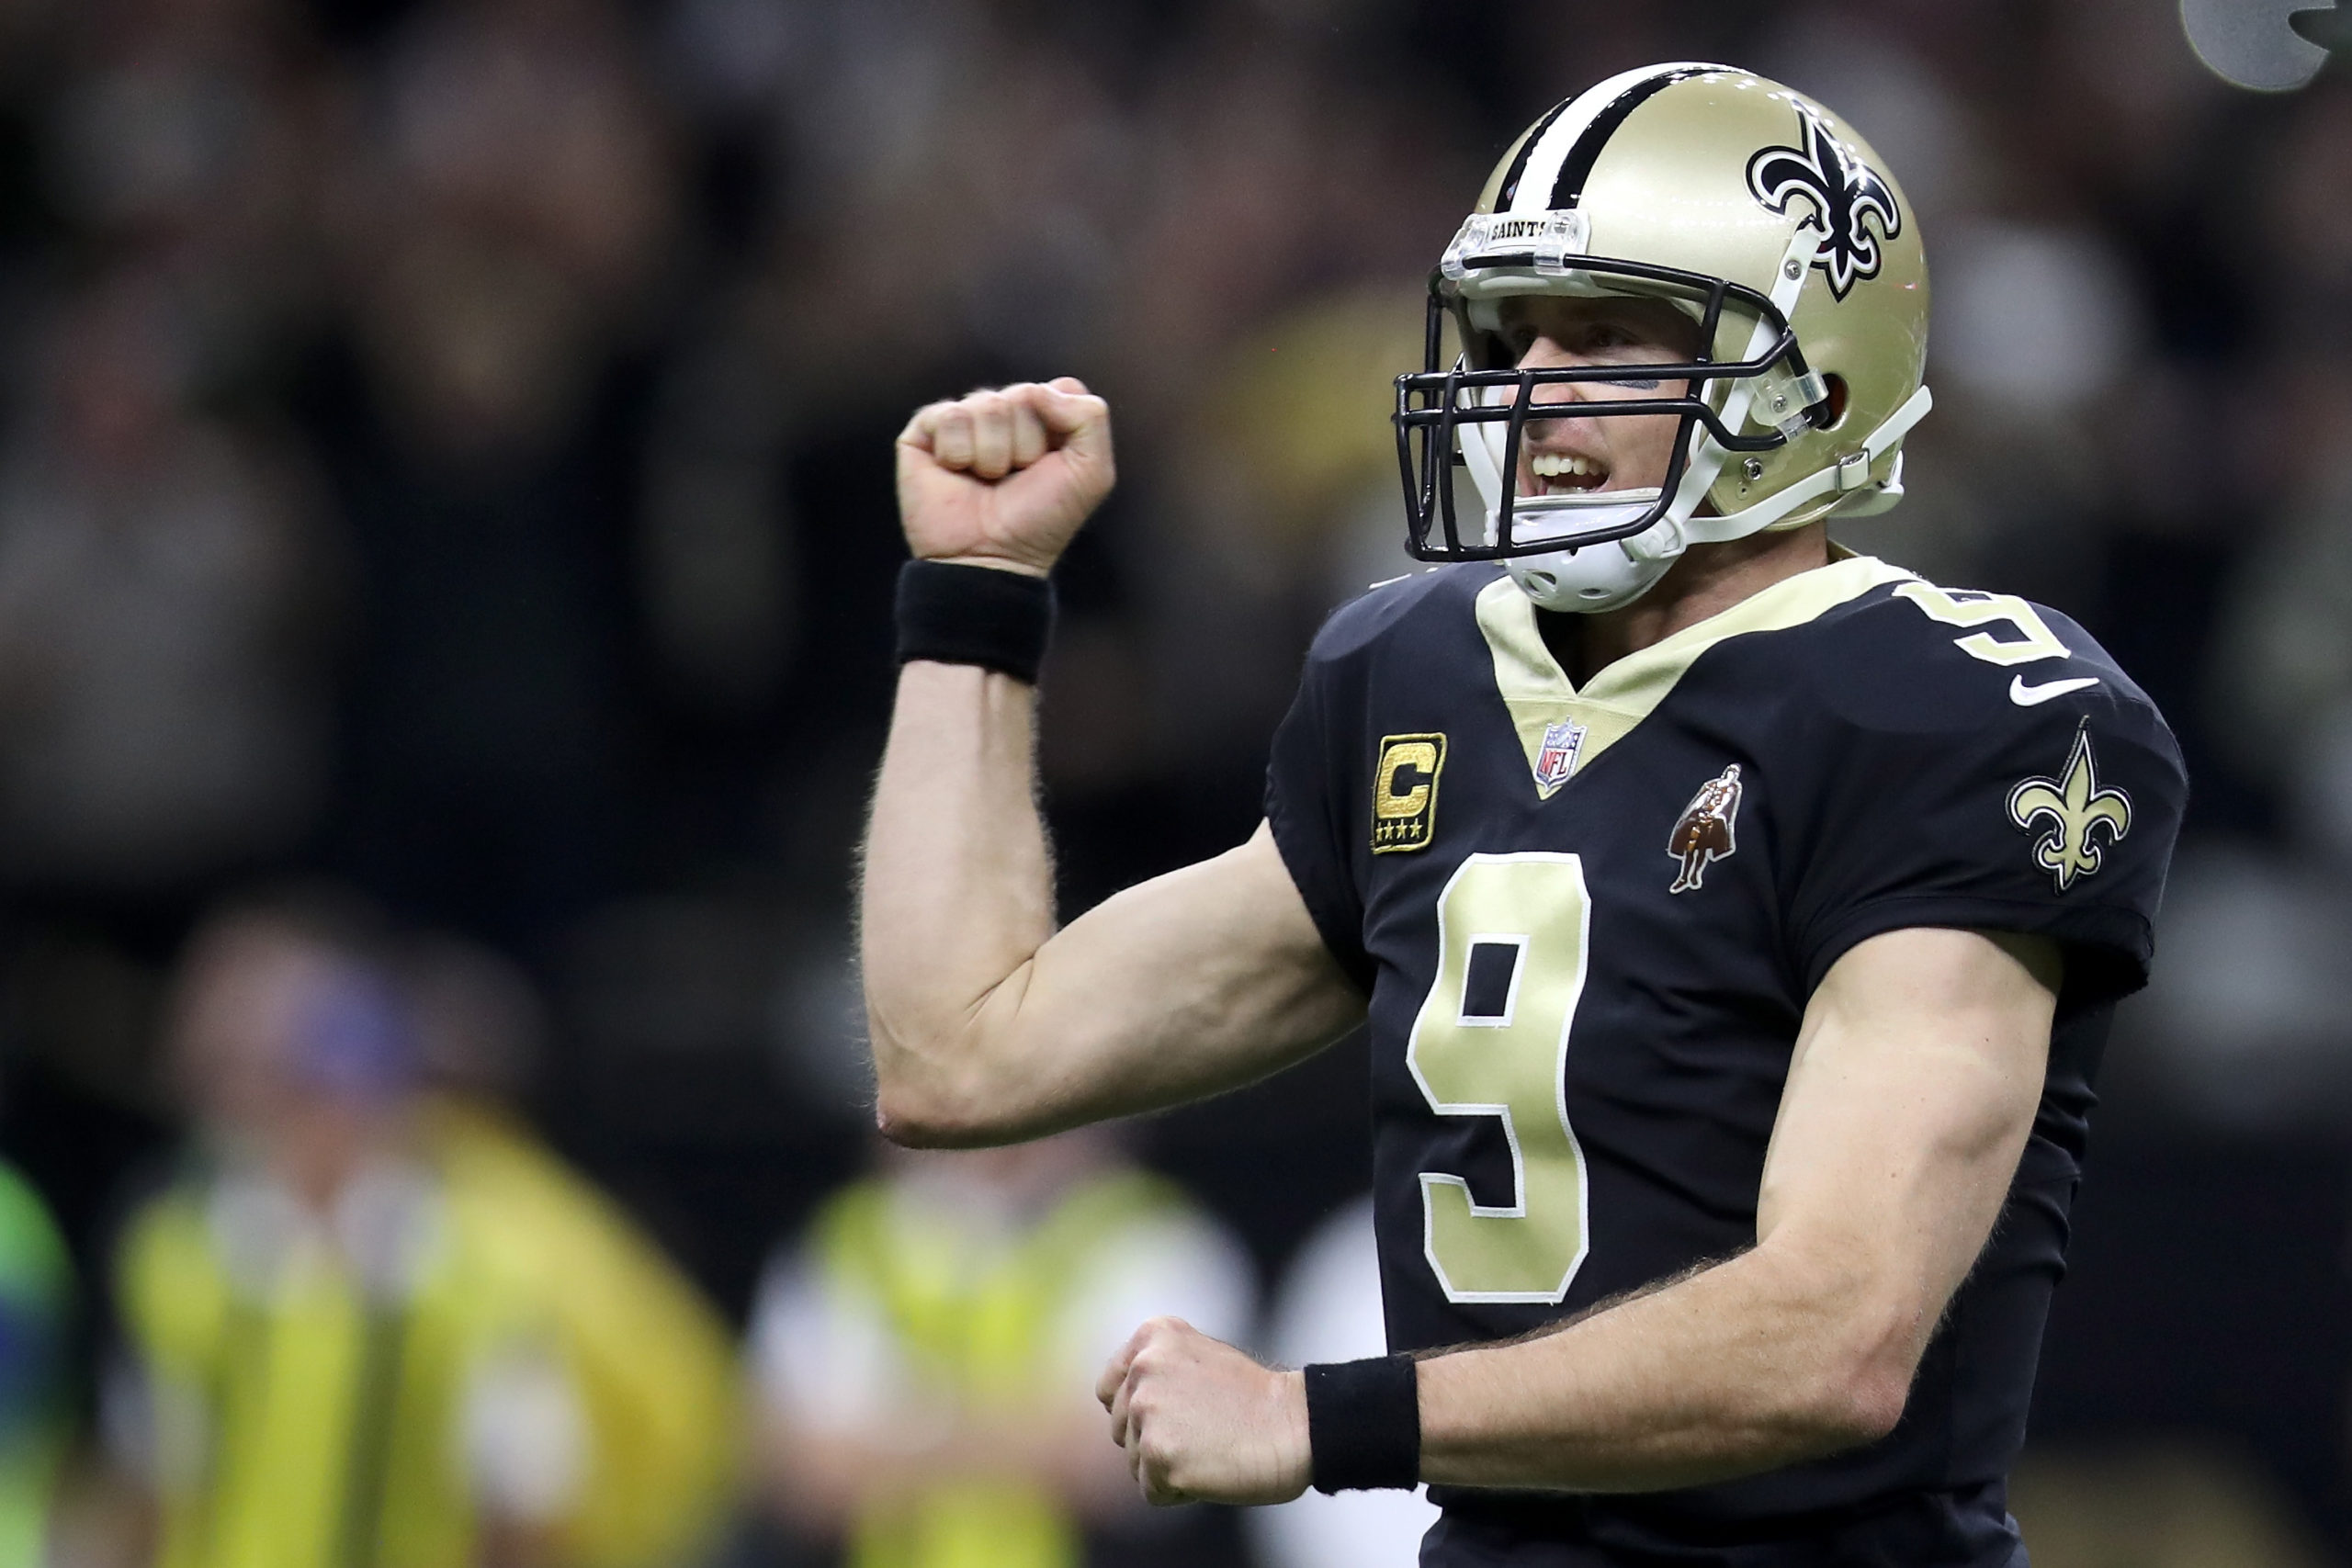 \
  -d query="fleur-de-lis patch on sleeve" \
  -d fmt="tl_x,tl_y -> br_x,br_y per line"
2006,722 -> 2132,892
